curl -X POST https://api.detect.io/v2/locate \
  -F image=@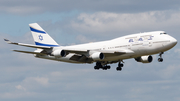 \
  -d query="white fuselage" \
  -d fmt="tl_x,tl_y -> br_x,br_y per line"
36,31 -> 177,63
